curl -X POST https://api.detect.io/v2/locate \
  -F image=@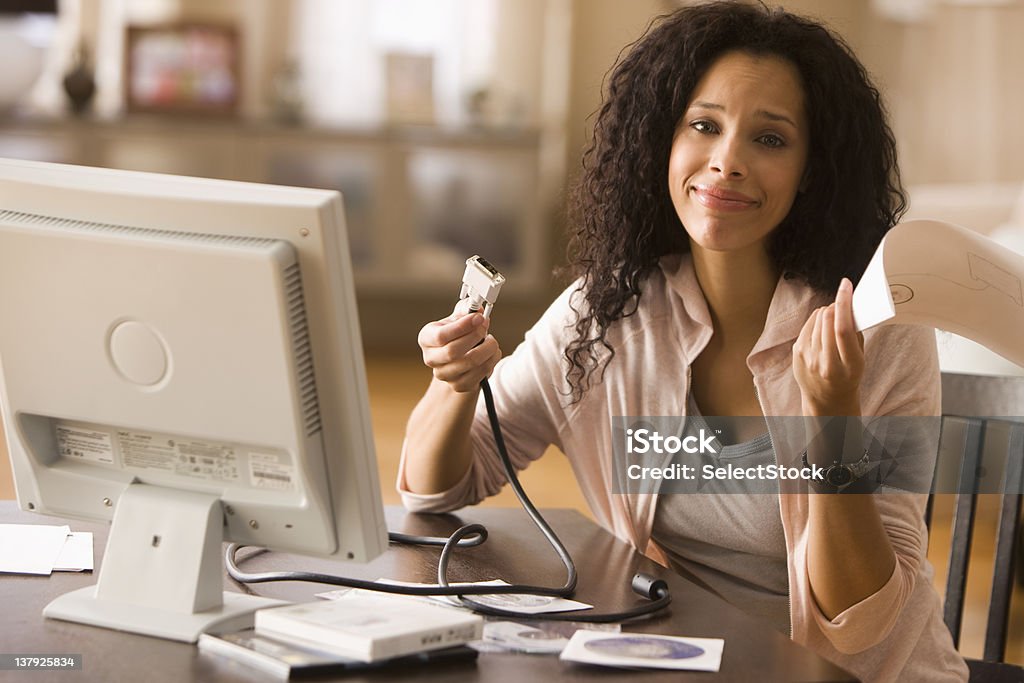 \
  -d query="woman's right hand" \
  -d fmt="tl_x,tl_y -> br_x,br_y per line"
417,306 -> 502,393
